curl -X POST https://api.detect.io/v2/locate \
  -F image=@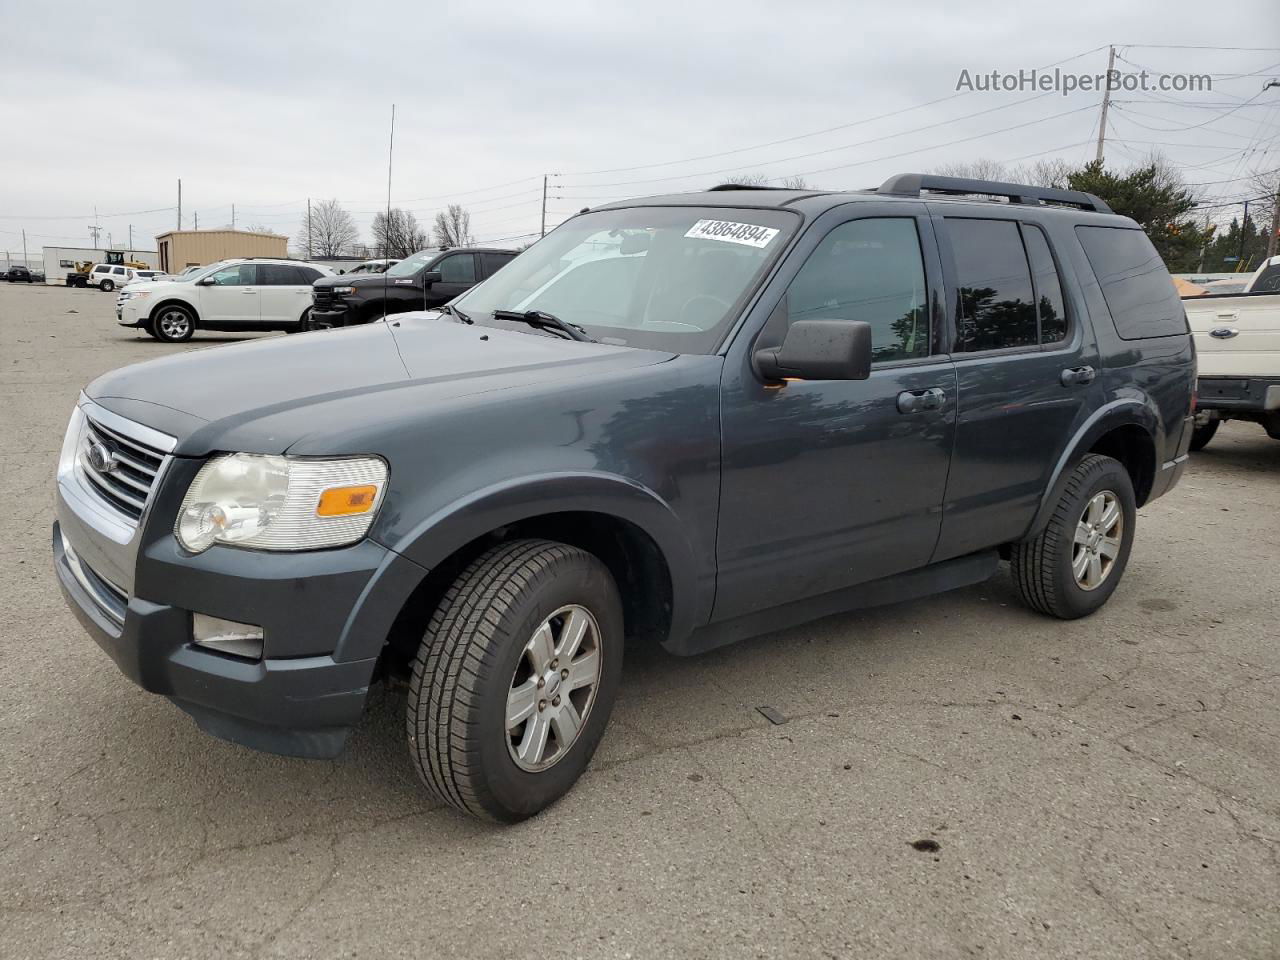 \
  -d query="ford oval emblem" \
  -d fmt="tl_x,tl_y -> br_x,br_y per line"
86,441 -> 116,473
1209,327 -> 1239,339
